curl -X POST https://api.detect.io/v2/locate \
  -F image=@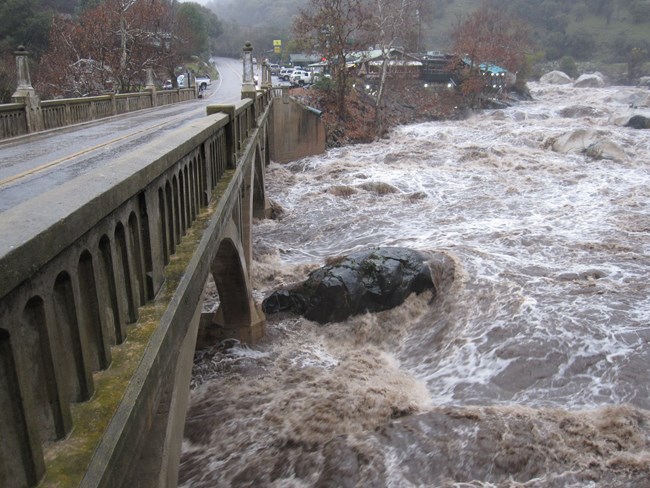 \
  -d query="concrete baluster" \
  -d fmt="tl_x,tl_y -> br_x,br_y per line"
12,46 -> 43,133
